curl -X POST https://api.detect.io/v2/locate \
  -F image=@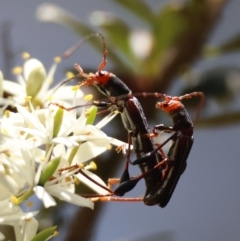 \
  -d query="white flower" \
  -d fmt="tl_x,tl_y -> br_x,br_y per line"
33,144 -> 97,209
0,200 -> 38,241
2,55 -> 83,109
0,154 -> 26,201
1,55 -> 131,210
0,126 -> 26,201
0,88 -> 124,209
